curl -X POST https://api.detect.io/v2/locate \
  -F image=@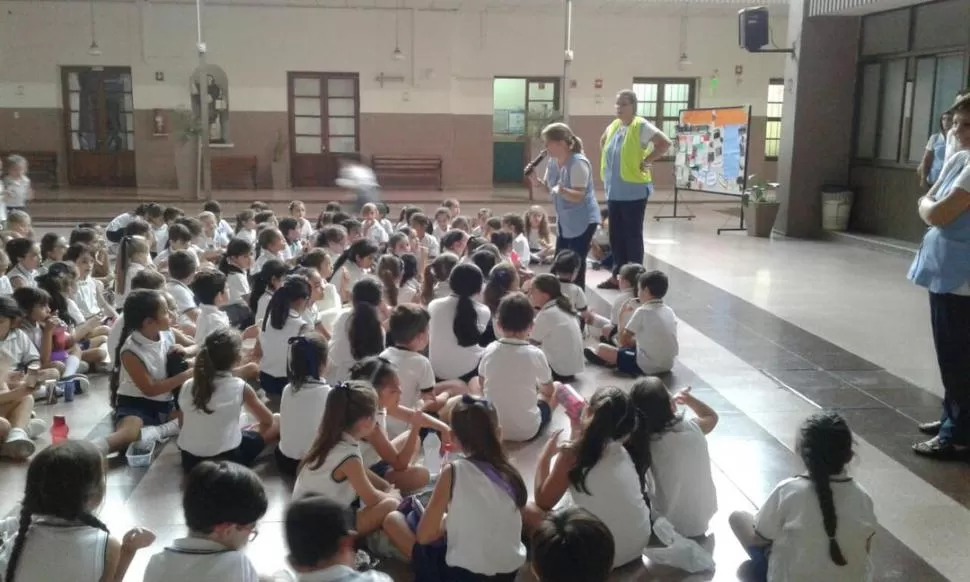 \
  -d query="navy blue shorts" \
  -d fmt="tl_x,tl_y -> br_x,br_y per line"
180,430 -> 265,472
259,372 -> 288,395
274,446 -> 300,478
369,460 -> 392,478
744,545 -> 769,582
530,400 -> 553,441
616,348 -> 643,376
113,395 -> 175,427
